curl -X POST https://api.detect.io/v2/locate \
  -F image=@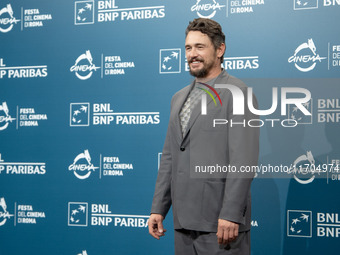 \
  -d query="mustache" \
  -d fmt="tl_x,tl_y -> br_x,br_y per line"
189,57 -> 204,63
